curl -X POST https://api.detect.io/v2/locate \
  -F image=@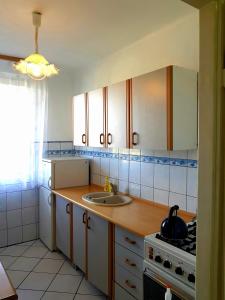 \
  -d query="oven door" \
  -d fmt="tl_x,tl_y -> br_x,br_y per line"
144,263 -> 195,300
